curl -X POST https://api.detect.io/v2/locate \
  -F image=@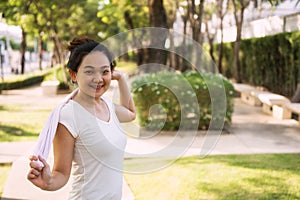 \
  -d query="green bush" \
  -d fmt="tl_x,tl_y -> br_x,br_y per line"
131,71 -> 235,131
0,69 -> 52,91
54,66 -> 71,90
44,65 -> 73,90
